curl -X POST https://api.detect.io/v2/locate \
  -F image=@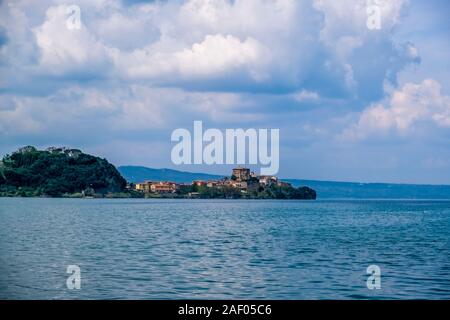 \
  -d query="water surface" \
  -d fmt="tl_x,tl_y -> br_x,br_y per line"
0,198 -> 449,299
